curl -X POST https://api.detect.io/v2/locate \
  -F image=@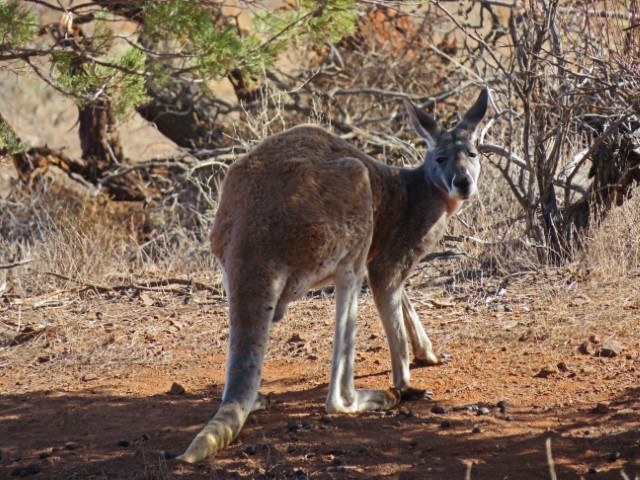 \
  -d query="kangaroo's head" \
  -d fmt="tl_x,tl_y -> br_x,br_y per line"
404,89 -> 489,201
